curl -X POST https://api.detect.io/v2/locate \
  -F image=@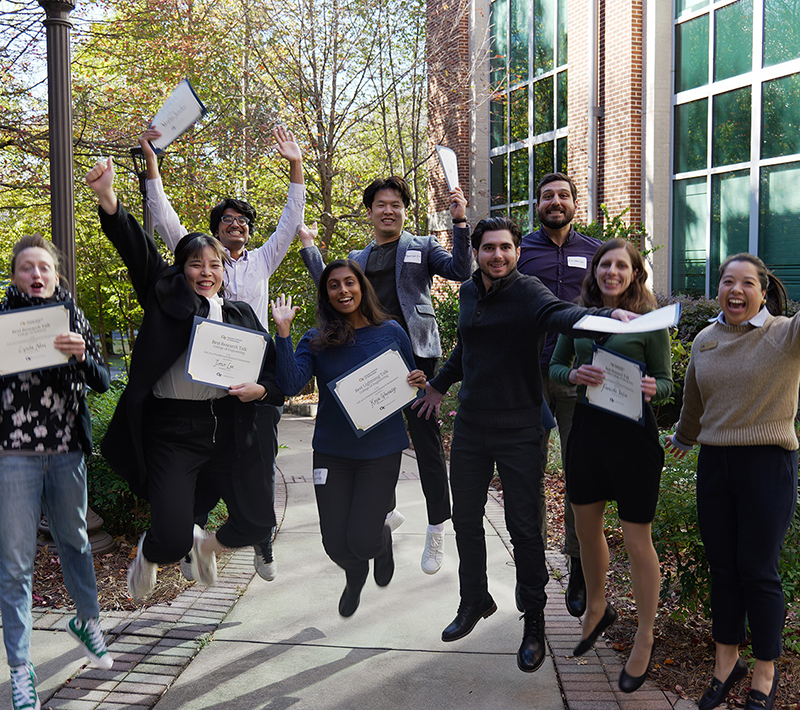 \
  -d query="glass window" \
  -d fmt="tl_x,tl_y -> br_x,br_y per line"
533,76 -> 554,135
491,98 -> 507,149
712,87 -> 751,167
557,70 -> 568,128
534,0 -> 555,77
510,149 -> 529,203
510,87 -> 528,143
557,0 -> 567,65
764,0 -> 800,67
759,161 -> 800,298
710,170 -> 750,289
675,0 -> 708,18
491,154 -> 508,206
714,0 -> 752,82
490,0 -> 508,90
511,205 -> 530,232
534,141 -> 554,190
673,177 -> 709,294
491,207 -> 509,219
675,14 -> 709,92
510,0 -> 529,86
556,137 -> 568,174
761,72 -> 800,160
674,99 -> 708,173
